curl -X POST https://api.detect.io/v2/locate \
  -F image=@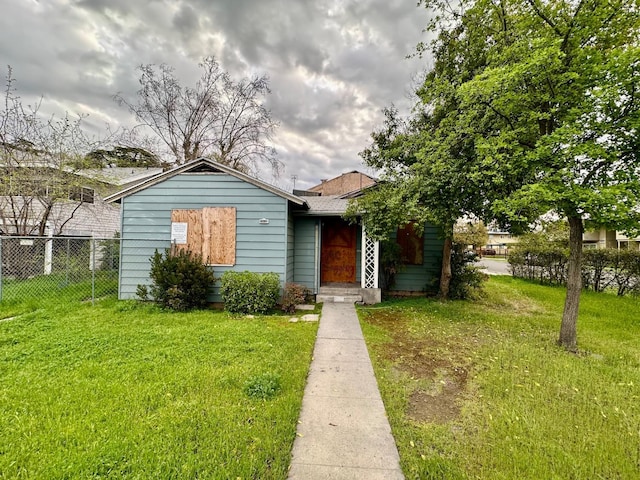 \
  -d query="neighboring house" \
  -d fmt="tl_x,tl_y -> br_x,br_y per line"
105,158 -> 443,304
305,170 -> 377,196
614,232 -> 640,250
0,166 -> 161,238
583,228 -> 617,250
484,230 -> 519,255
483,226 -> 638,253
582,228 -> 640,250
